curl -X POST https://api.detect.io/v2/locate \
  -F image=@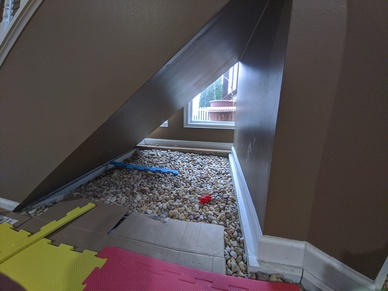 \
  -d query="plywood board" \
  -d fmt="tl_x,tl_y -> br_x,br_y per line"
109,212 -> 225,273
17,200 -> 226,273
0,207 -> 30,227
